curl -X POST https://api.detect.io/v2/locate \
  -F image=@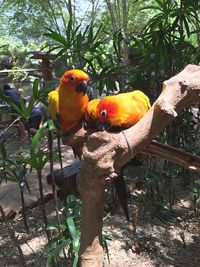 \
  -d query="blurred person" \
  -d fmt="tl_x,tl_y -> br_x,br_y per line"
2,84 -> 43,130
